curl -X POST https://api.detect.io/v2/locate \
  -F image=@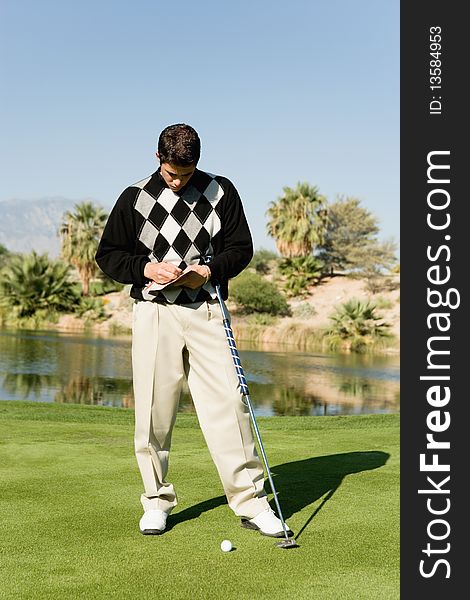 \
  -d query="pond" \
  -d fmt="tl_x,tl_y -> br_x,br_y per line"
0,328 -> 399,416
